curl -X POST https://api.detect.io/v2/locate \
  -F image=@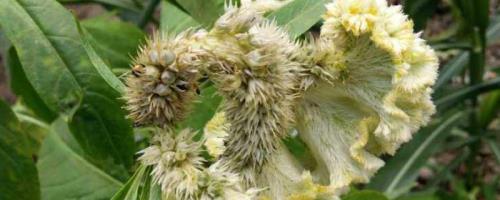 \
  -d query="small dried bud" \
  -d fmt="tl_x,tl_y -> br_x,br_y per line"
161,70 -> 176,85
161,50 -> 176,66
152,84 -> 172,96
